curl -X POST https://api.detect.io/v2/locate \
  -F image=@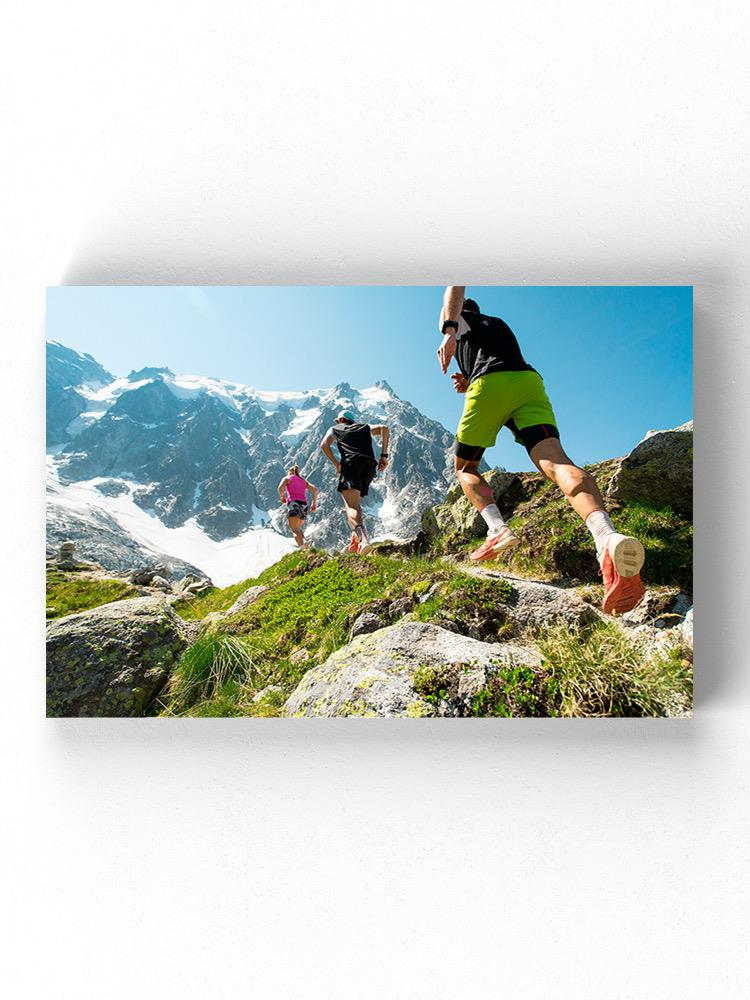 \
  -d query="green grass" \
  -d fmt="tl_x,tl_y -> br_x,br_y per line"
161,631 -> 264,714
46,569 -> 137,619
173,549 -> 316,619
169,550 -> 458,717
610,502 -> 693,593
537,621 -> 692,717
